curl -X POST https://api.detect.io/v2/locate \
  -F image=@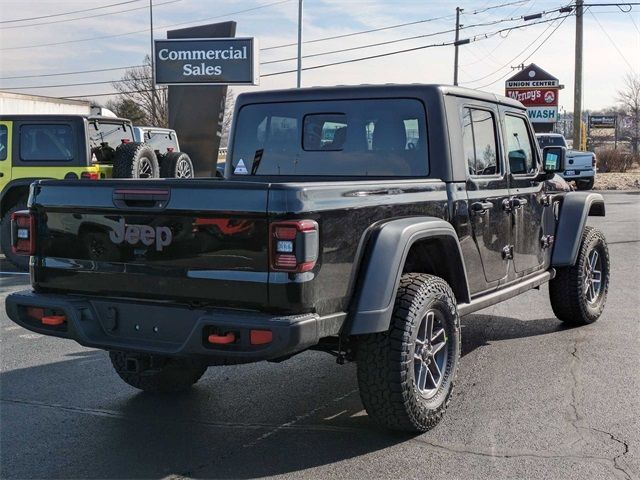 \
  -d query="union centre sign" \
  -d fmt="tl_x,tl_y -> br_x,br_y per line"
154,37 -> 258,85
